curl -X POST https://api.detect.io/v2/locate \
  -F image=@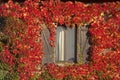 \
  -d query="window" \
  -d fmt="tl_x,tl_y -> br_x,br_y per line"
56,26 -> 76,63
42,25 -> 91,64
